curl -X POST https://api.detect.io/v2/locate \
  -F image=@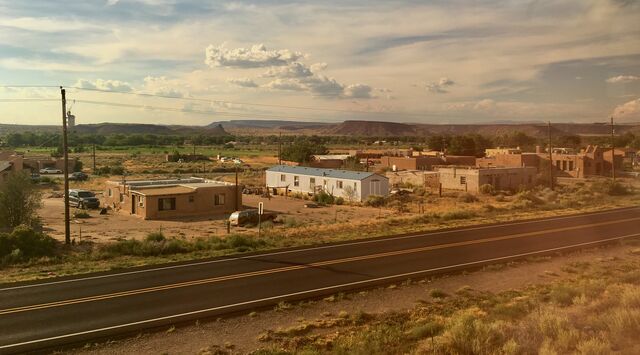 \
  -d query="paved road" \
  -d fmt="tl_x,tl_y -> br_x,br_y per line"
1,207 -> 639,353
